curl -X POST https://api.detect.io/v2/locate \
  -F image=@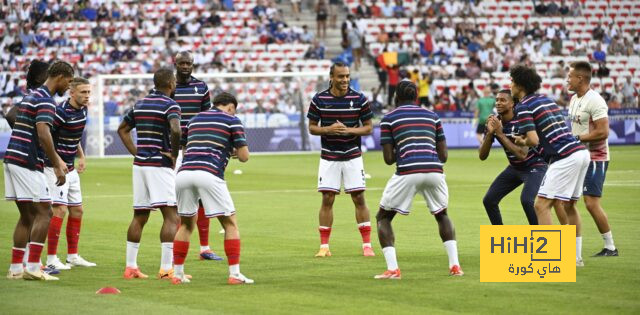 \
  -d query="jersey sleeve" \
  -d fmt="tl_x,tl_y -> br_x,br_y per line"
123,107 -> 136,128
230,117 -> 248,148
51,105 -> 66,132
35,98 -> 57,126
359,94 -> 373,122
435,116 -> 445,142
306,96 -> 321,122
514,104 -> 535,134
201,84 -> 212,111
379,115 -> 393,145
165,100 -> 181,121
589,95 -> 608,121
